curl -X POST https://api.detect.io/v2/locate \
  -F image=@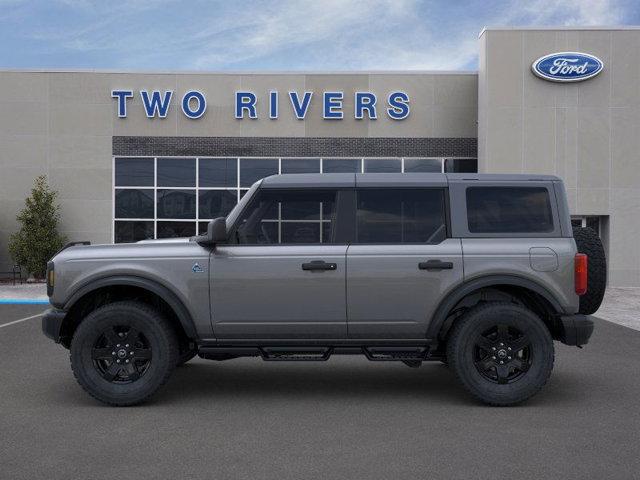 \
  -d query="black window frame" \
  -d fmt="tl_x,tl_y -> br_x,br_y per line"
352,187 -> 450,245
227,187 -> 352,245
465,186 -> 556,235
